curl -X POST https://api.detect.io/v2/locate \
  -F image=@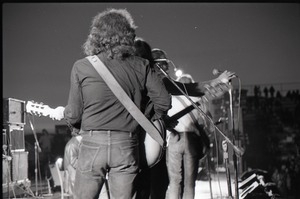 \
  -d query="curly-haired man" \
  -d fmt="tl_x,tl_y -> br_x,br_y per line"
52,8 -> 171,199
